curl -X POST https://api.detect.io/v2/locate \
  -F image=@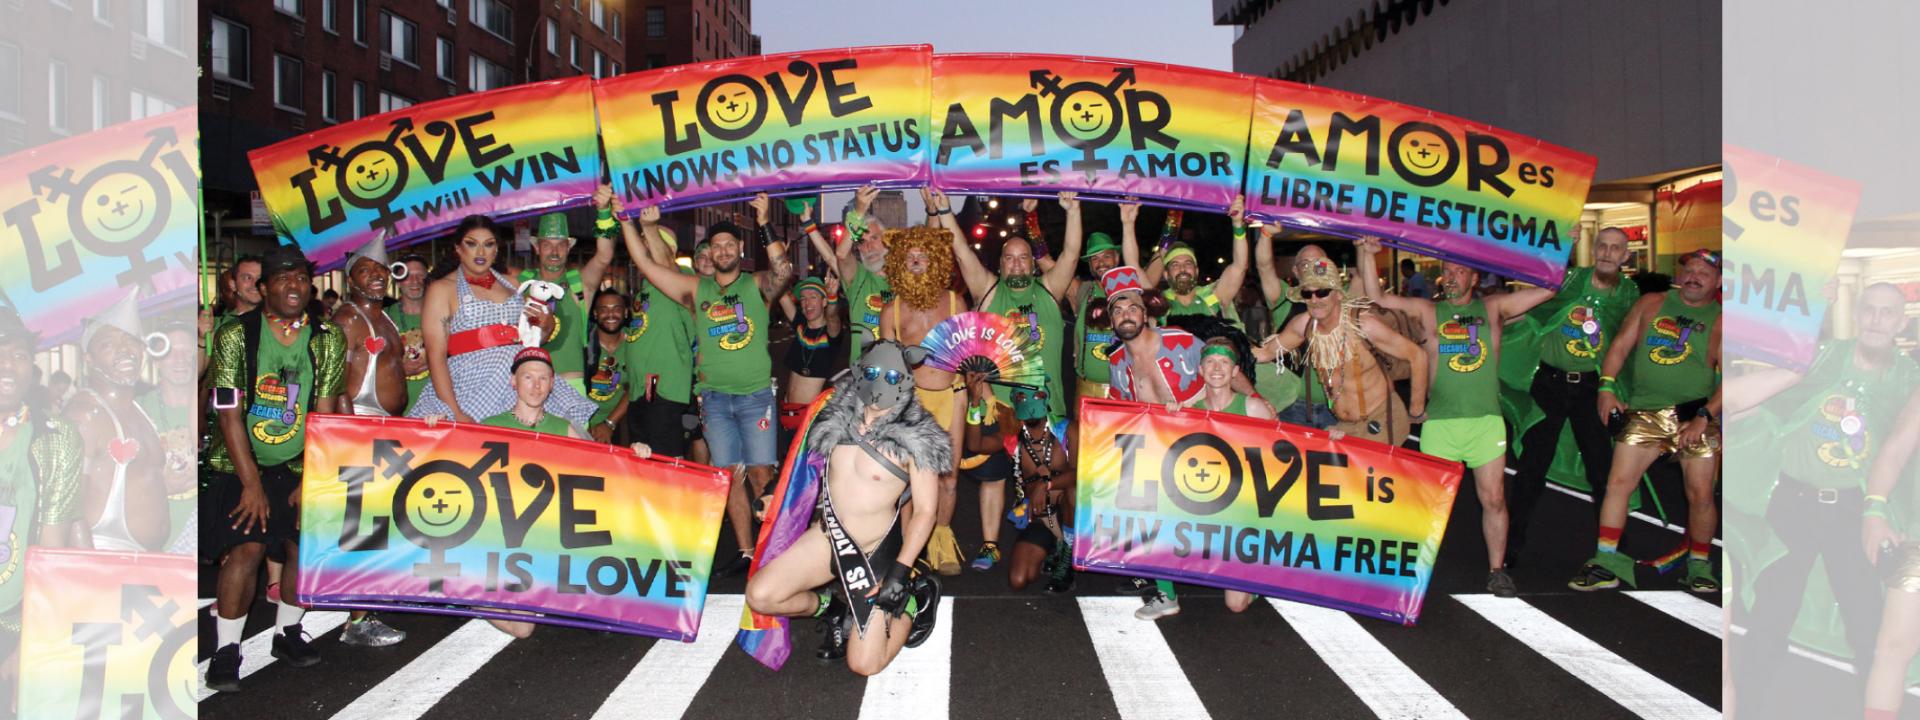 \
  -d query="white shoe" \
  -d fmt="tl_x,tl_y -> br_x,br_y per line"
1133,592 -> 1181,621
339,615 -> 407,647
